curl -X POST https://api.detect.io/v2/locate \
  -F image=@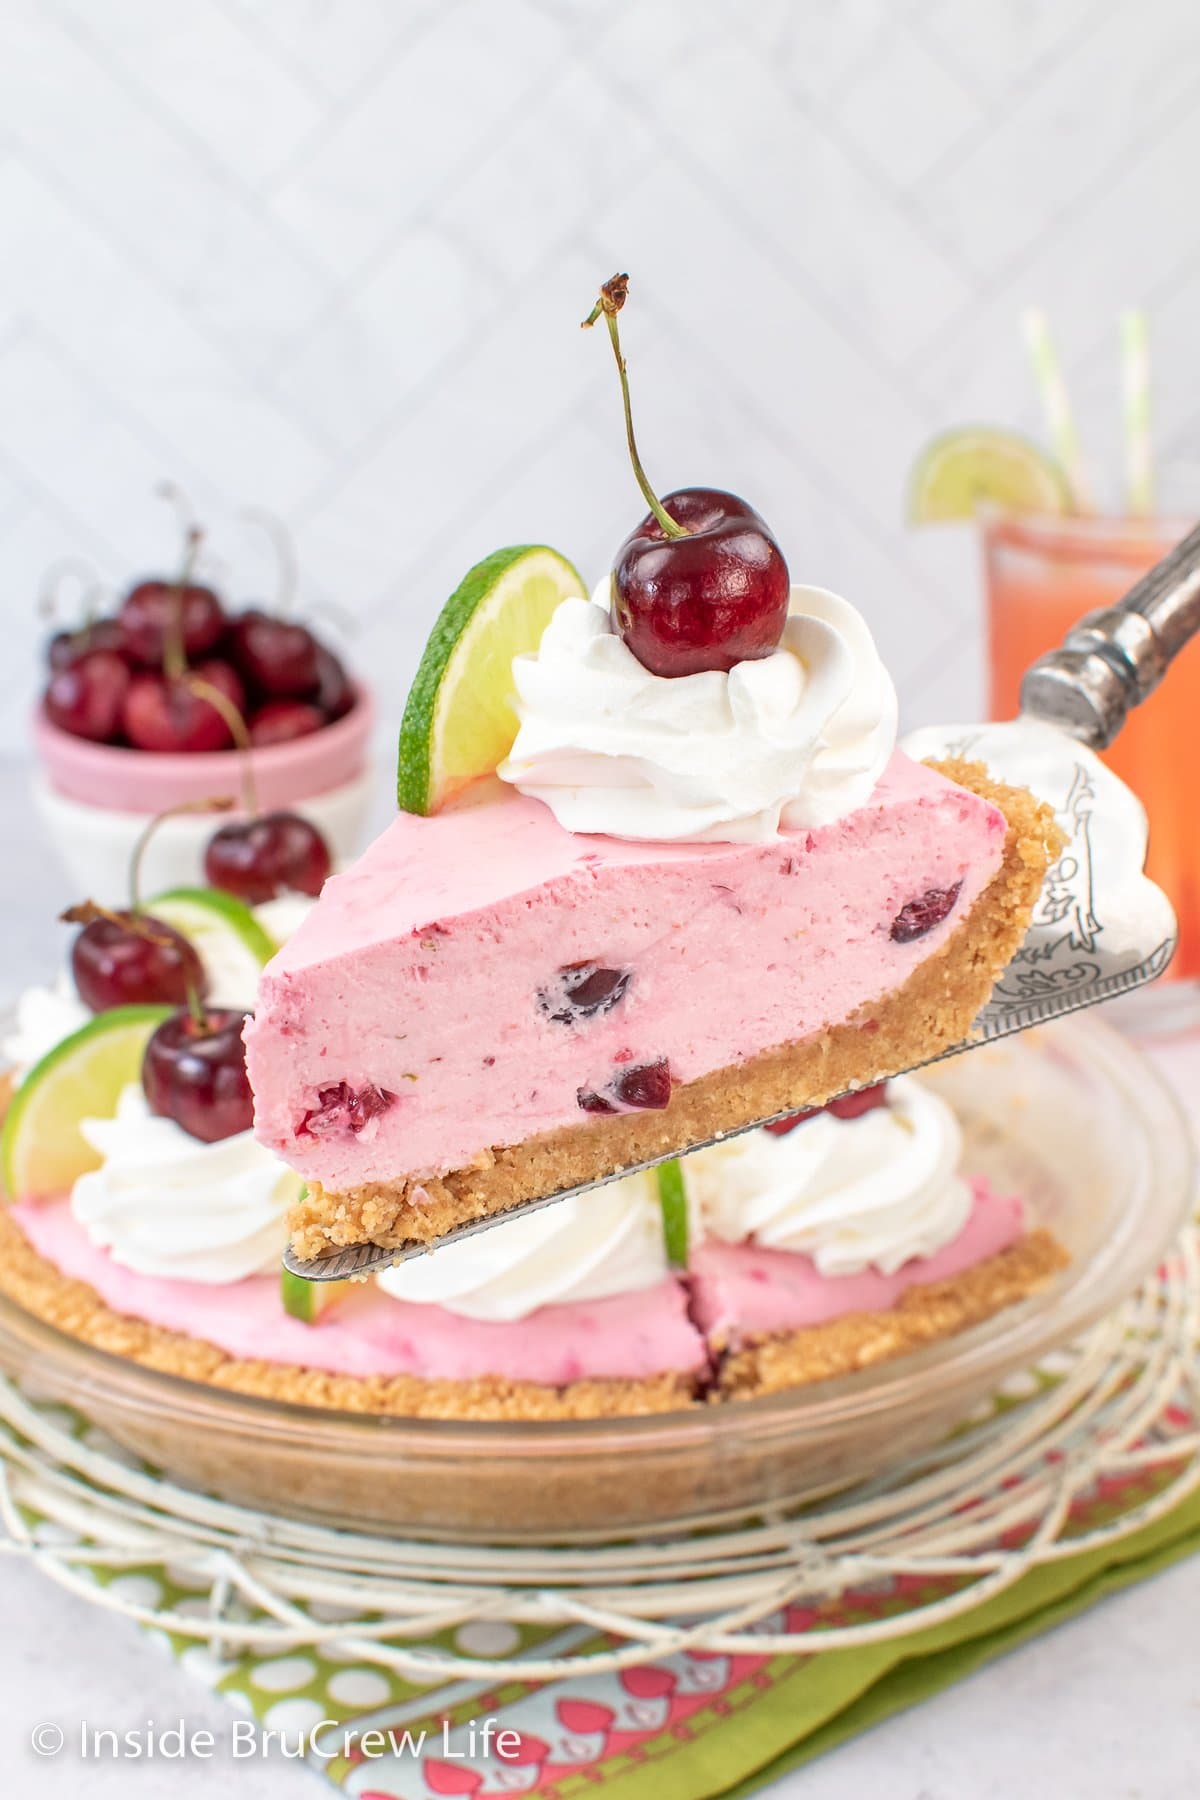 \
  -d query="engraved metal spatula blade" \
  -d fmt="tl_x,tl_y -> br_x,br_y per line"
285,524 -> 1200,1279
